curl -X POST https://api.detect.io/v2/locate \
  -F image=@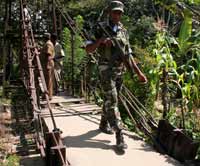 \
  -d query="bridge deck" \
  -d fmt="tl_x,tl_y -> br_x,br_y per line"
41,96 -> 182,166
